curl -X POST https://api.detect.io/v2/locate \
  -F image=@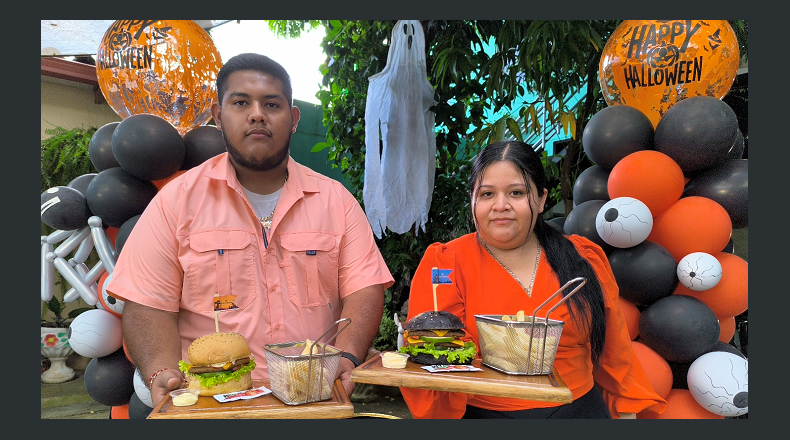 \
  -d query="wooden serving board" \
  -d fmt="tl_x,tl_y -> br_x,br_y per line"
351,356 -> 573,404
147,379 -> 354,419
